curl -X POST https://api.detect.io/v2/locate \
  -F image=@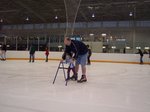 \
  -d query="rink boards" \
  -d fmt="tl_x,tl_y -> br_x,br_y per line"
5,51 -> 150,64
